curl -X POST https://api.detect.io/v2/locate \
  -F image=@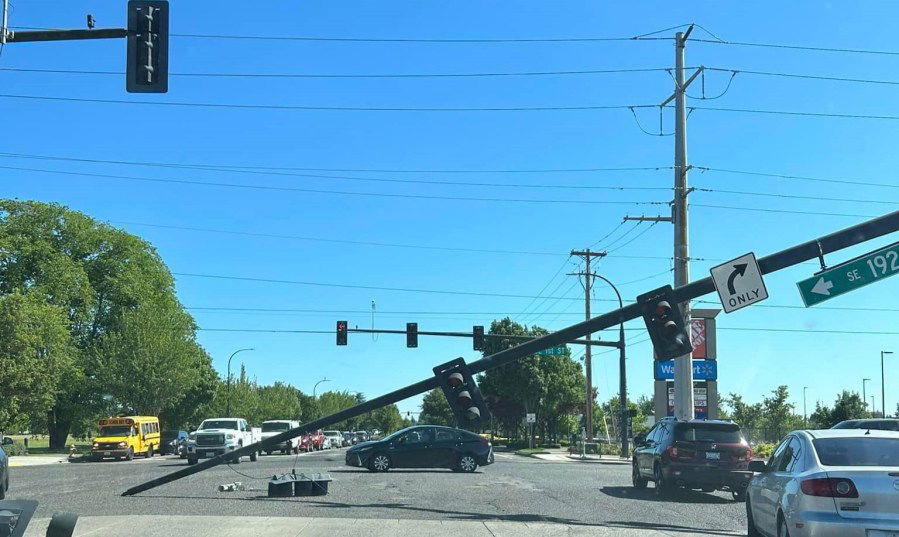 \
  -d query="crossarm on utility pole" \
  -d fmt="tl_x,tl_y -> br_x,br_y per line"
122,210 -> 899,496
